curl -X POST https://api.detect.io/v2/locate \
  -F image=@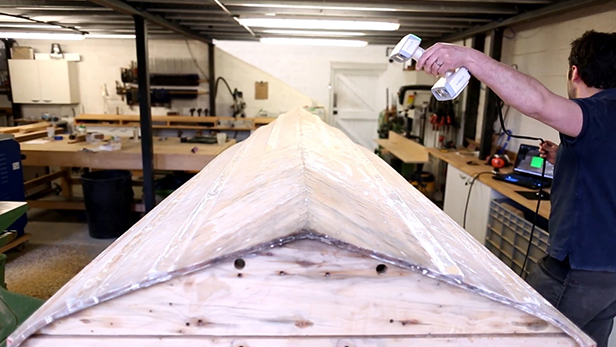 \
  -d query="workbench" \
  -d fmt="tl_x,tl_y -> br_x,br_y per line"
19,135 -> 236,211
427,148 -> 551,219
374,131 -> 429,164
20,135 -> 236,171
374,131 -> 551,244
